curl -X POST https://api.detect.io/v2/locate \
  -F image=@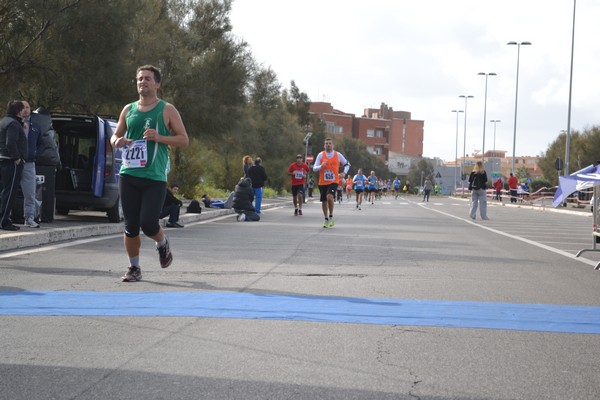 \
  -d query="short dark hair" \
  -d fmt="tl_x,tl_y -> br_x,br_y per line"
7,100 -> 24,115
136,64 -> 162,83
